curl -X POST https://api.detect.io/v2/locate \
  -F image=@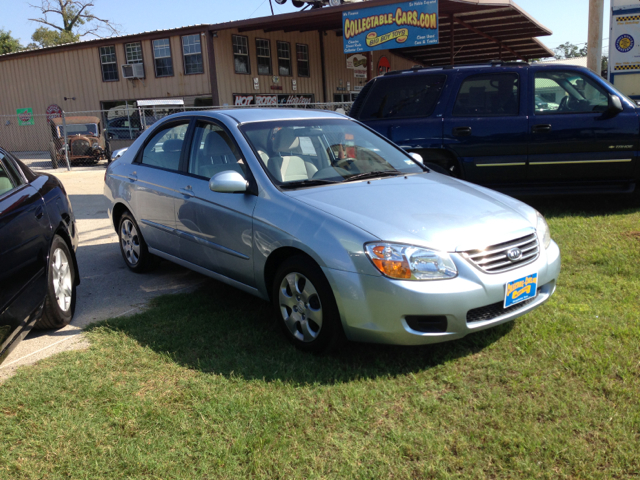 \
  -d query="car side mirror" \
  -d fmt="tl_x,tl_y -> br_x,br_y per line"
410,152 -> 424,164
608,94 -> 623,115
209,170 -> 248,193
